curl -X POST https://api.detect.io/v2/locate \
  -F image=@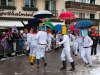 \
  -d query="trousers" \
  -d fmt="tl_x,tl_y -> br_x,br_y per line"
36,44 -> 46,59
72,41 -> 78,54
61,46 -> 73,62
81,47 -> 92,66
29,43 -> 37,56
46,40 -> 51,51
